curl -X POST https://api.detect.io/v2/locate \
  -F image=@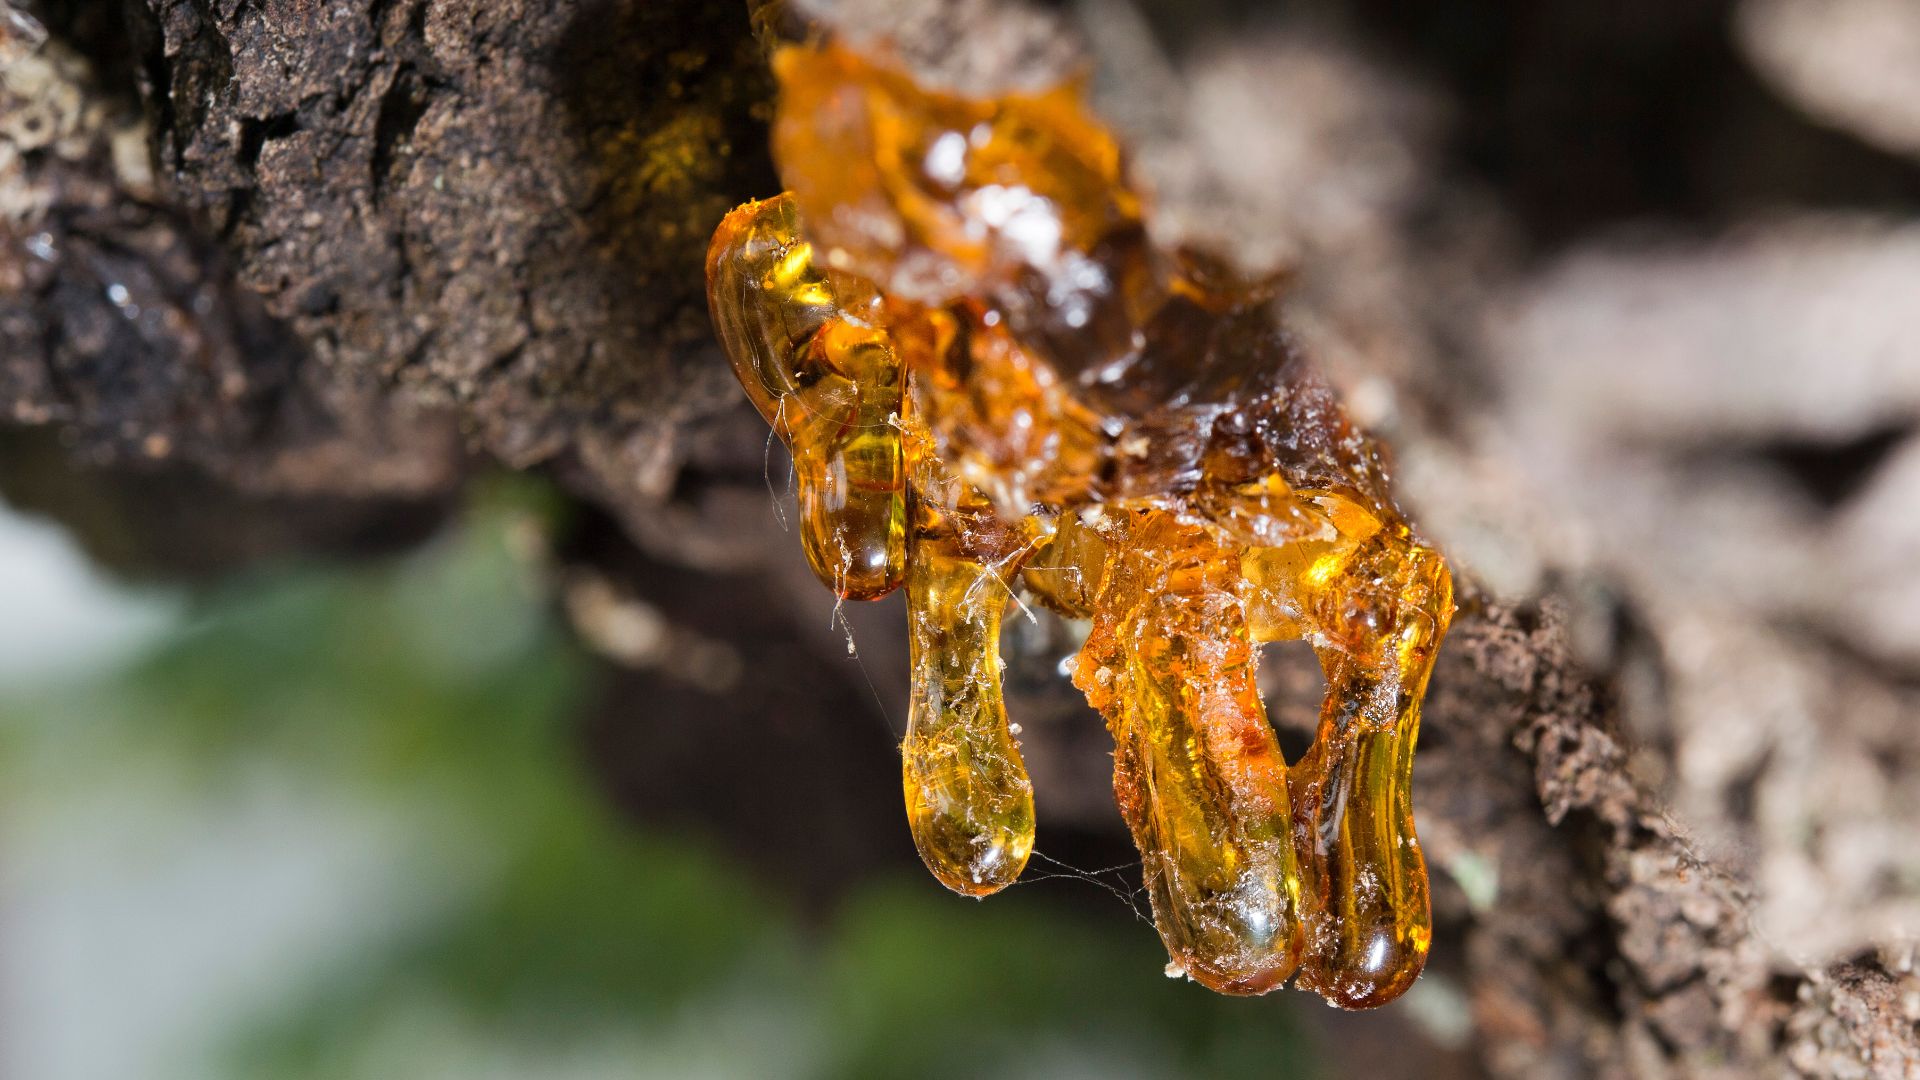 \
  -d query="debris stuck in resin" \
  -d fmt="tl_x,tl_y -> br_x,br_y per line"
705,38 -> 1454,1010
